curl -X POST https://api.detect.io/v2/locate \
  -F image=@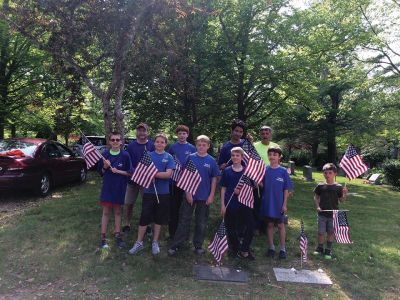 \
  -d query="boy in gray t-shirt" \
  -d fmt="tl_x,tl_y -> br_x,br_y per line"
313,163 -> 348,259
